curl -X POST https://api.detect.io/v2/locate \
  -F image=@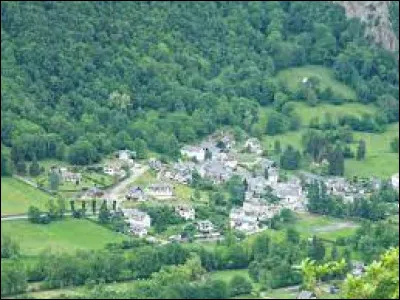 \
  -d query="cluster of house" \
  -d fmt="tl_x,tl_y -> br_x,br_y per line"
103,150 -> 139,178
160,162 -> 196,184
230,161 -> 306,234
121,208 -> 151,237
120,205 -> 196,238
194,220 -> 223,242
177,134 -> 239,184
299,171 -> 386,203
